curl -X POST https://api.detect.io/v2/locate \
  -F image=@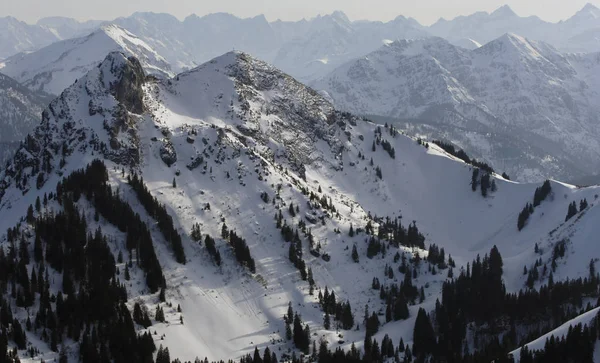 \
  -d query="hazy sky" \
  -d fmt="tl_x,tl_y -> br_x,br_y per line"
3,0 -> 599,25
